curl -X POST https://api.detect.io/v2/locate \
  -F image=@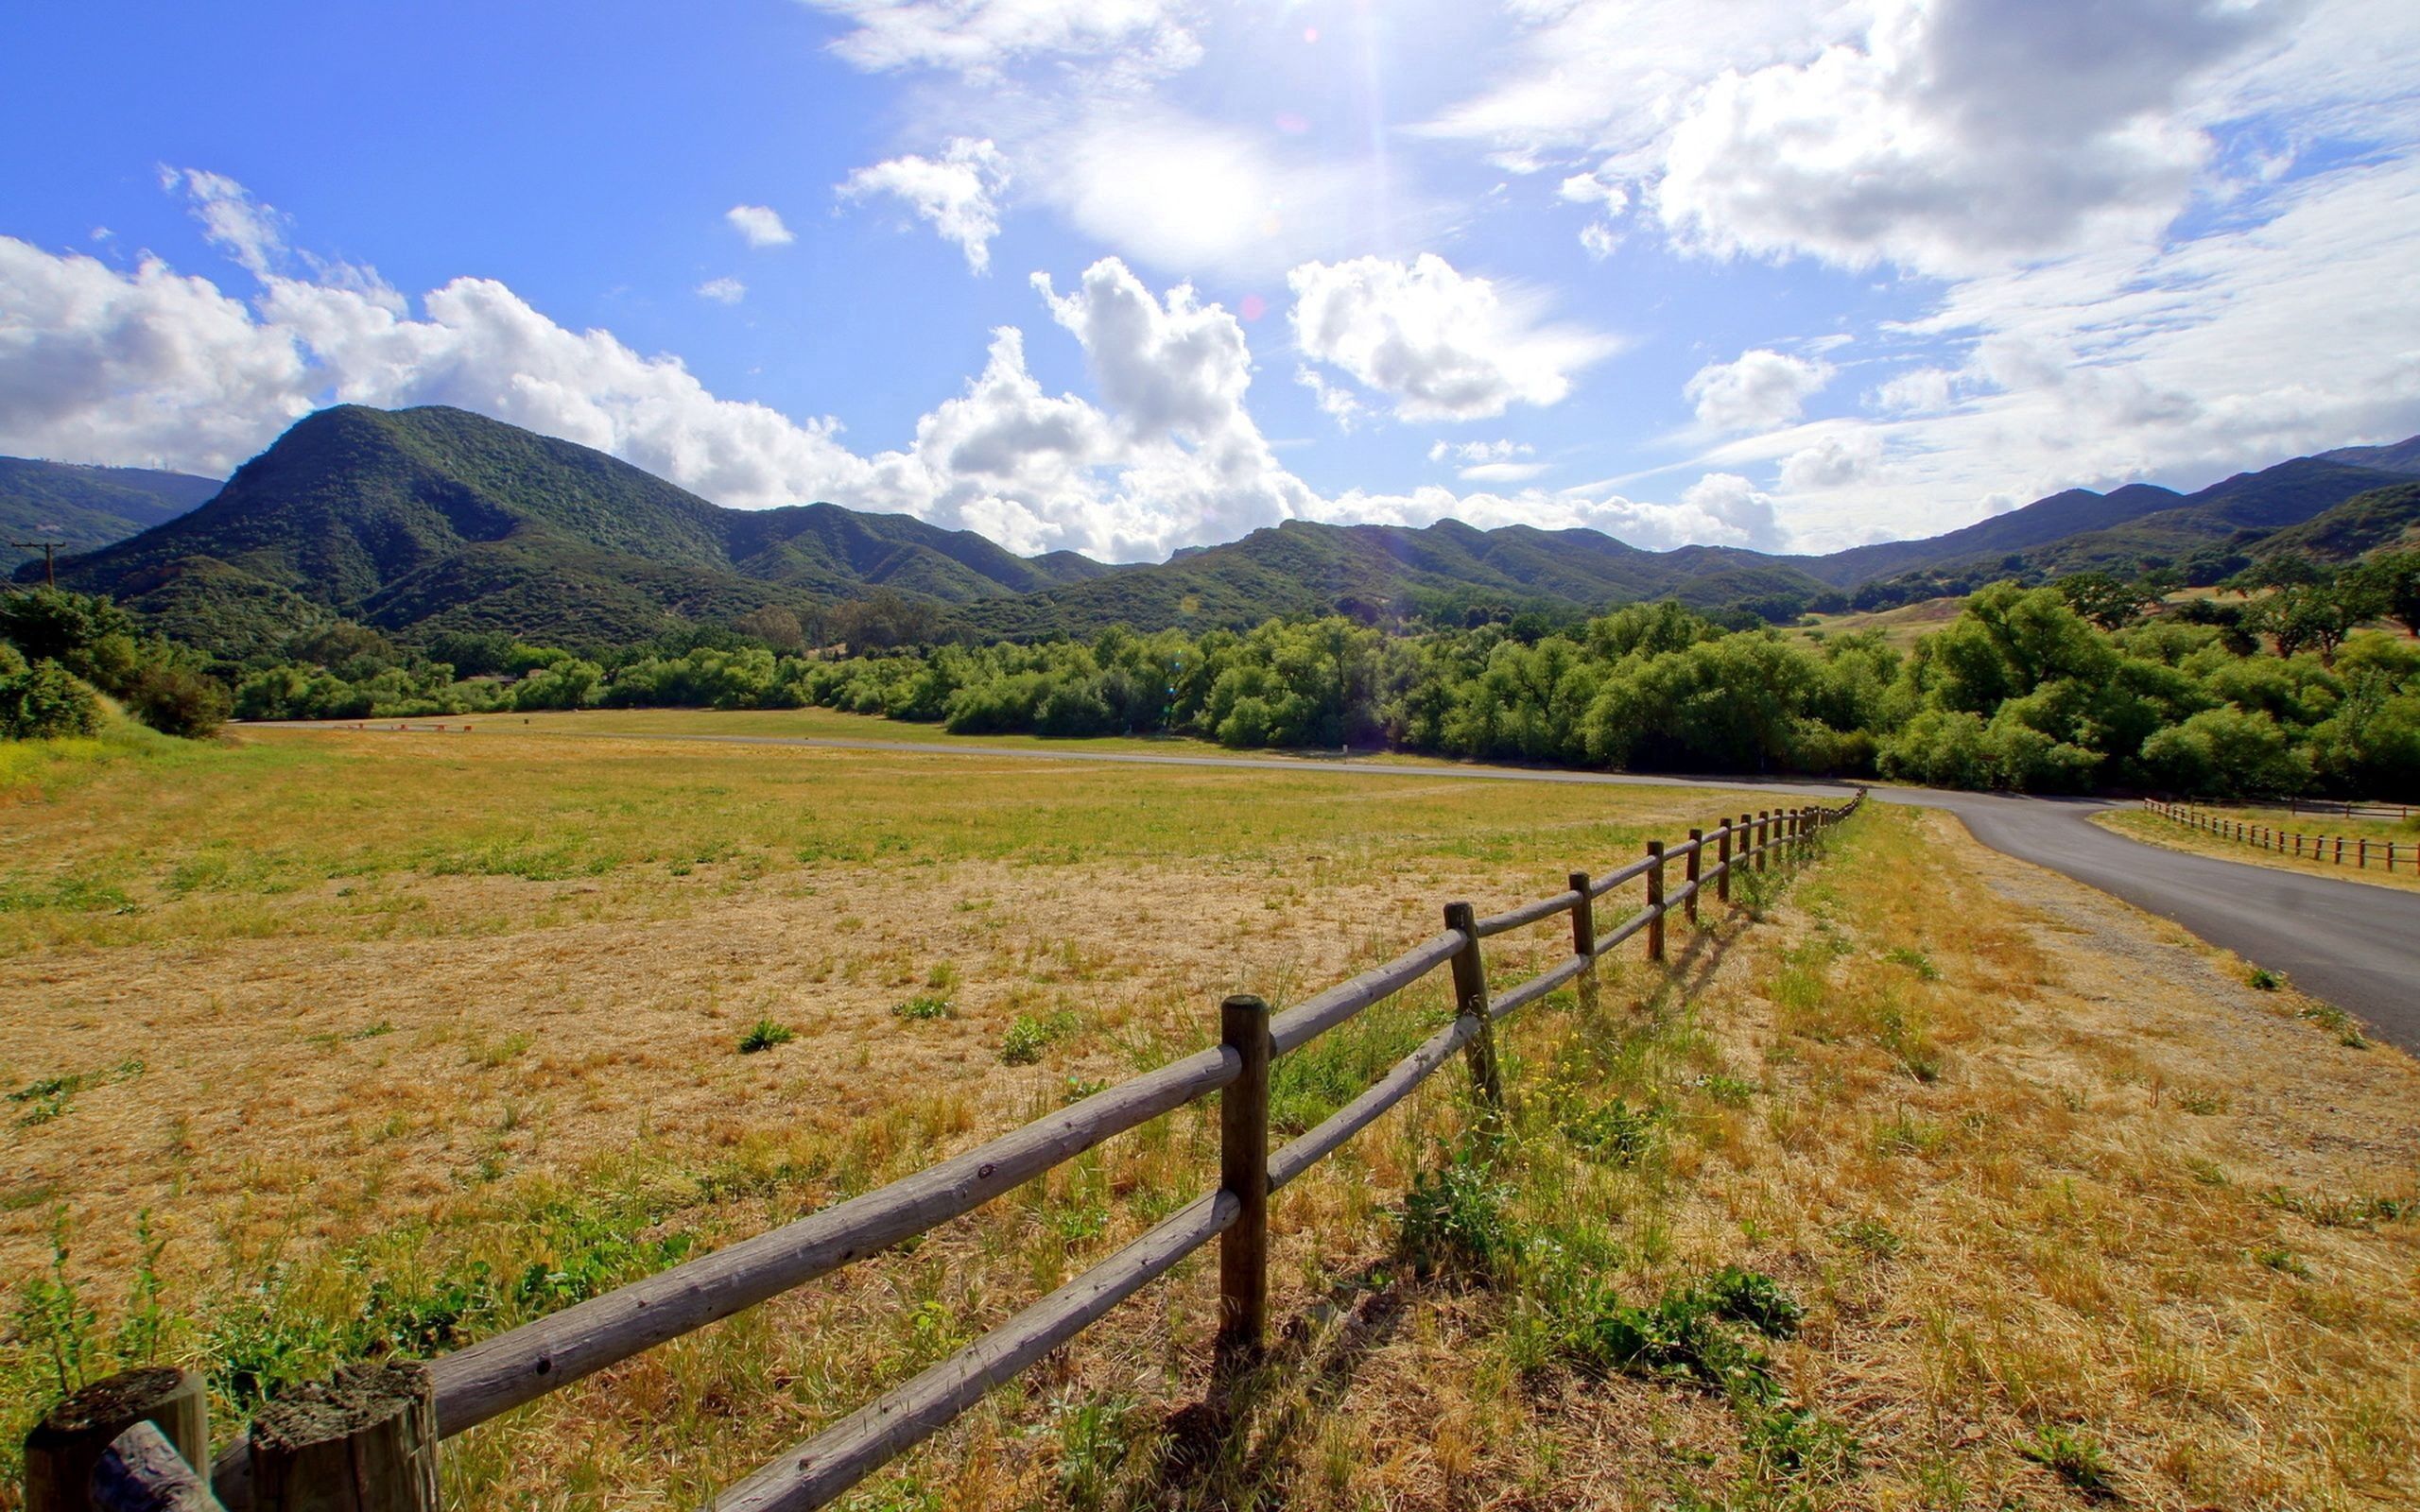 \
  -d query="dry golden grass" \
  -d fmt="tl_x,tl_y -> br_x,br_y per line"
2100,808 -> 2420,892
4,728 -> 2414,1512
